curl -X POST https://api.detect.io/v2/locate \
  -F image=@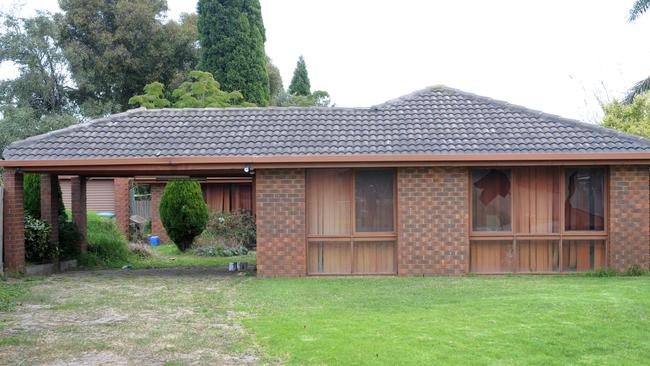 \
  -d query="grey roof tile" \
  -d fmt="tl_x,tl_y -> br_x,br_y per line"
5,85 -> 650,160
